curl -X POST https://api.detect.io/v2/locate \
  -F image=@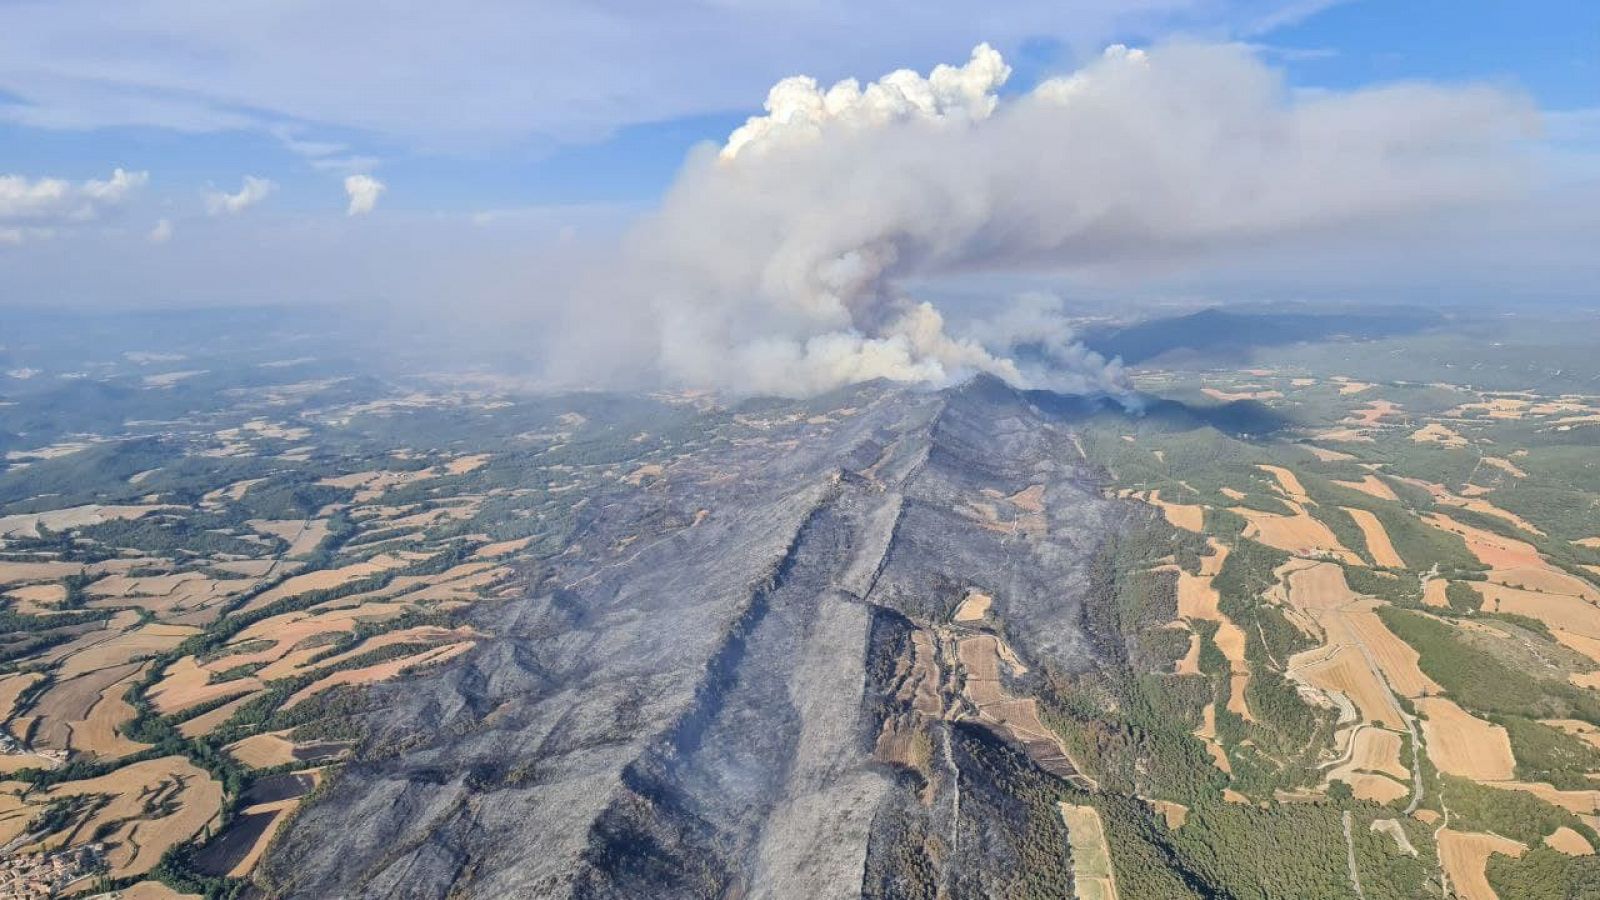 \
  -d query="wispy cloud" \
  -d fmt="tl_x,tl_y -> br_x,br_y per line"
0,1 -> 1348,153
